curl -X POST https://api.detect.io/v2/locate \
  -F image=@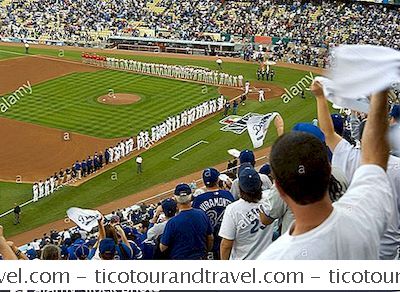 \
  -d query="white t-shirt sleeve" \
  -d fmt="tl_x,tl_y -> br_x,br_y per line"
218,206 -> 236,240
266,187 -> 285,220
332,138 -> 361,182
334,164 -> 393,236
